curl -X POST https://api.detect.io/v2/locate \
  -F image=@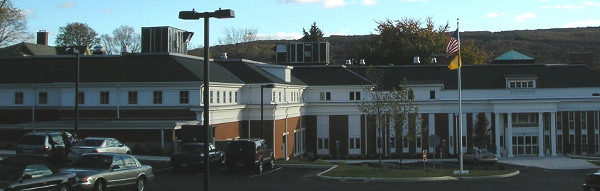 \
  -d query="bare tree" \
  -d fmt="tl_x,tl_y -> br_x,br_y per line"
218,27 -> 258,45
357,67 -> 389,169
100,25 -> 141,54
0,0 -> 33,47
55,22 -> 99,47
389,78 -> 423,169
